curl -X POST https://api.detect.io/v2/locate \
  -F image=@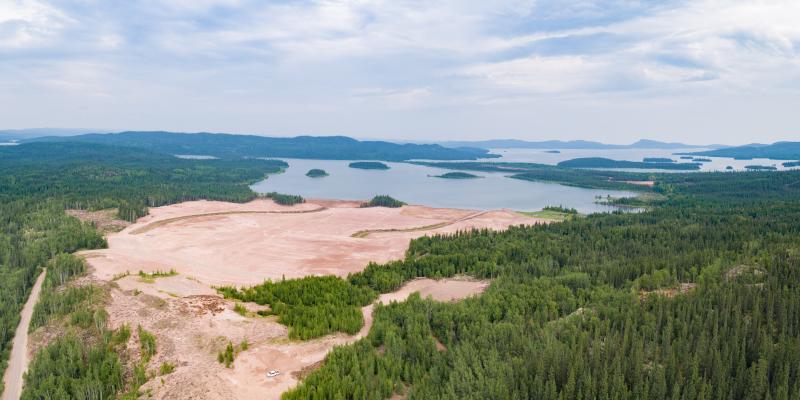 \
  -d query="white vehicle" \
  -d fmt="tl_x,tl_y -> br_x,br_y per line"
266,370 -> 280,378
